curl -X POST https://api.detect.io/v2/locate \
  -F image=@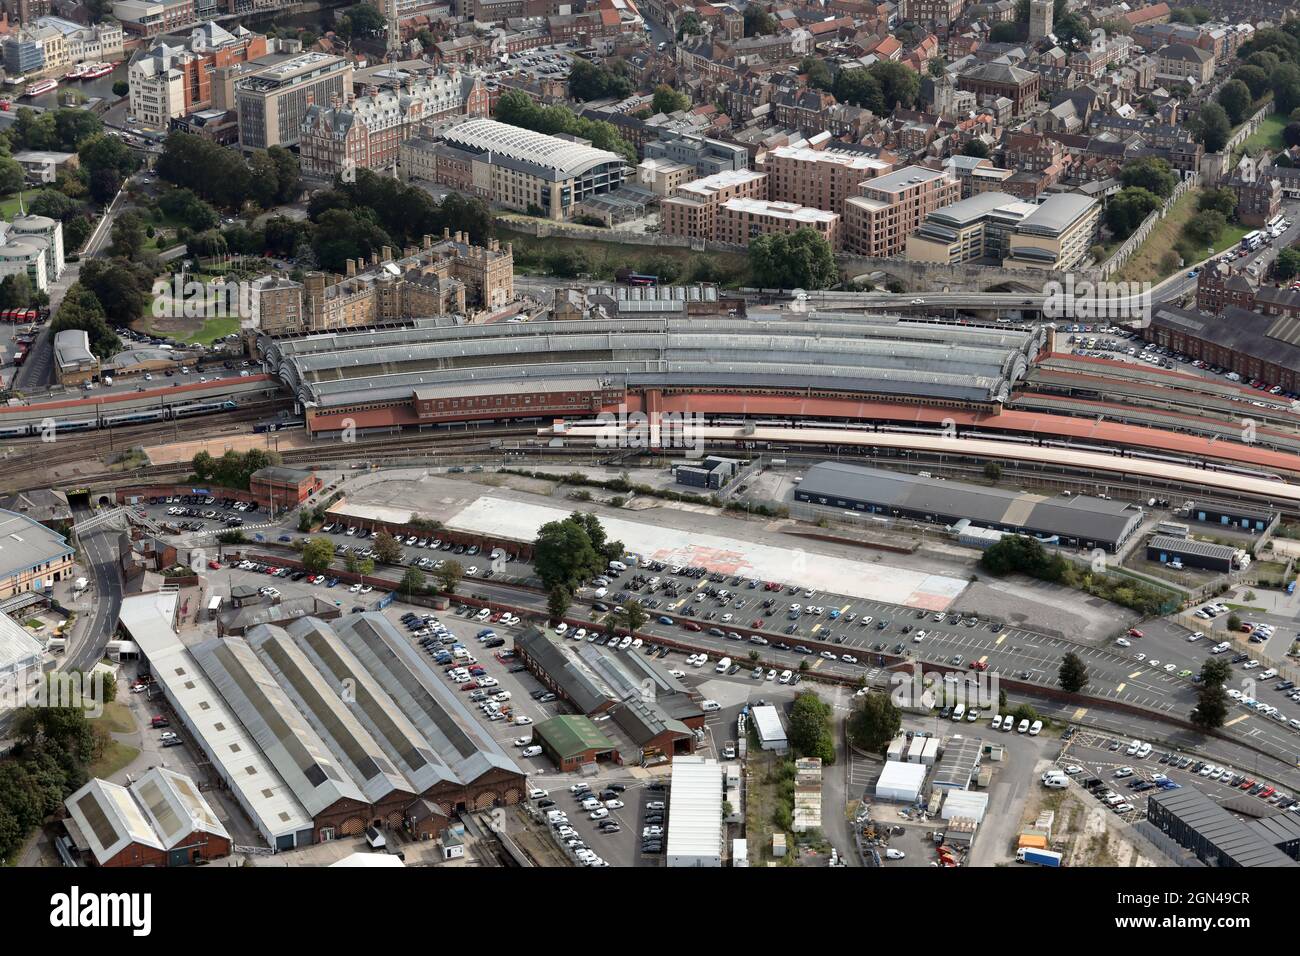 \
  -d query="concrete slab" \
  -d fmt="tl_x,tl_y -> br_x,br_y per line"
450,496 -> 968,610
